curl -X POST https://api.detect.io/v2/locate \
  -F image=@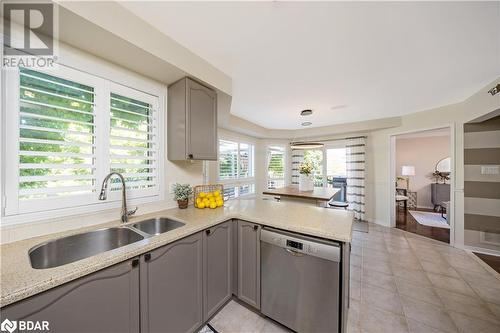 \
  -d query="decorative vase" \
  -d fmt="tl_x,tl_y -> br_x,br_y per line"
299,174 -> 314,191
177,199 -> 188,209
